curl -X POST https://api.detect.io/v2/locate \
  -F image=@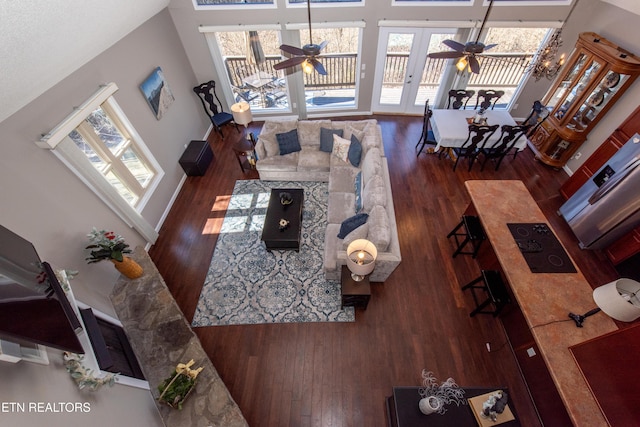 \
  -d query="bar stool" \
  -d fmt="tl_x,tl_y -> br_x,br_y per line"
447,215 -> 486,258
462,270 -> 511,317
